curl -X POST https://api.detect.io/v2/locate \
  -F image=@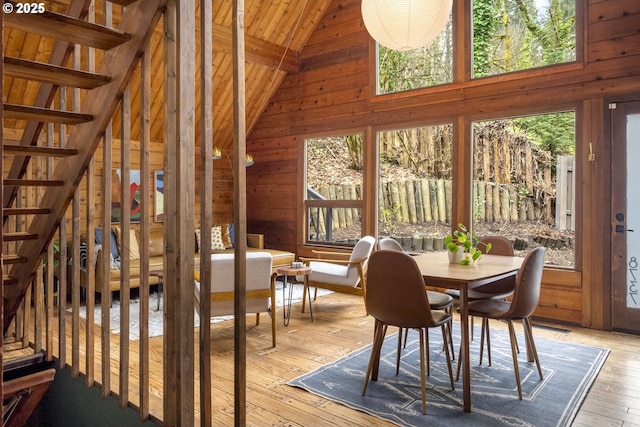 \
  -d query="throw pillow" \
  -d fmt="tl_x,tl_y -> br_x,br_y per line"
228,223 -> 234,247
195,227 -> 227,252
195,228 -> 201,253
219,223 -> 233,248
94,228 -> 103,245
109,228 -> 119,260
129,230 -> 141,260
211,226 -> 226,250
